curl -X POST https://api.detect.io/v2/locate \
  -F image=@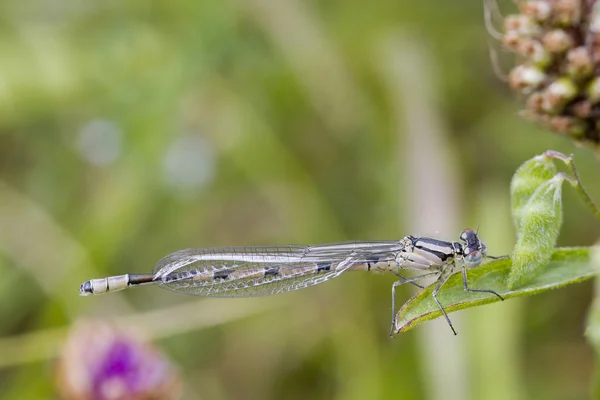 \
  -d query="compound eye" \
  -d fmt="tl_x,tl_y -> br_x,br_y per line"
460,230 -> 468,241
464,251 -> 483,267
